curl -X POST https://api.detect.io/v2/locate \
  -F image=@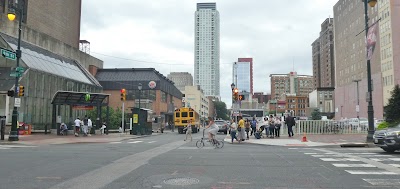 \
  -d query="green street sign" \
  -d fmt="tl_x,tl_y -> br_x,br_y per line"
16,67 -> 25,72
9,72 -> 22,77
1,49 -> 16,61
